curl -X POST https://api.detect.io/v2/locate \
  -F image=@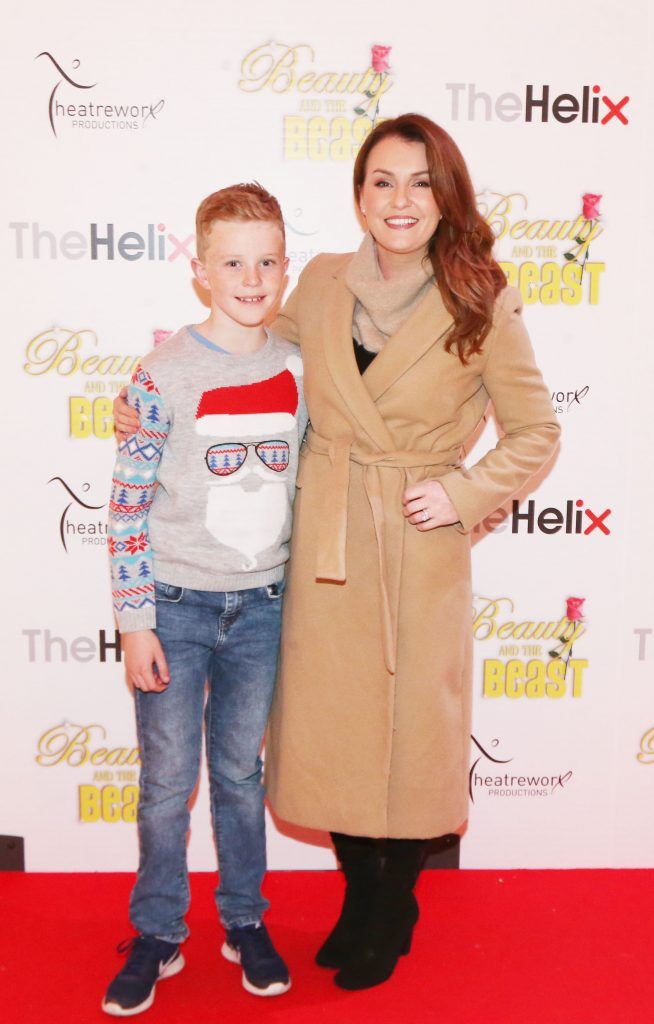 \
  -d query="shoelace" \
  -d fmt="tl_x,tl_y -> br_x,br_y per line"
115,936 -> 162,974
